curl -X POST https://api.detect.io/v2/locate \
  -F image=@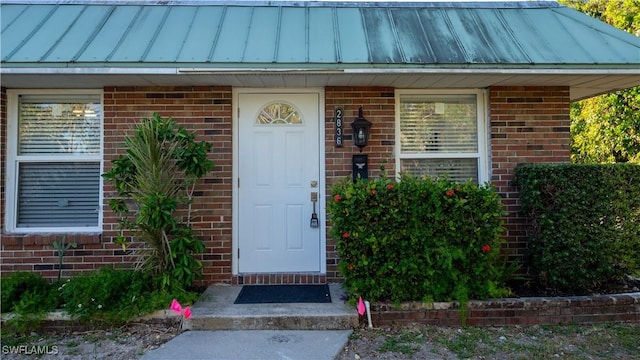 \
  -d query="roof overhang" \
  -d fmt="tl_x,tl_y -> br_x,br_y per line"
2,66 -> 639,100
2,1 -> 639,100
